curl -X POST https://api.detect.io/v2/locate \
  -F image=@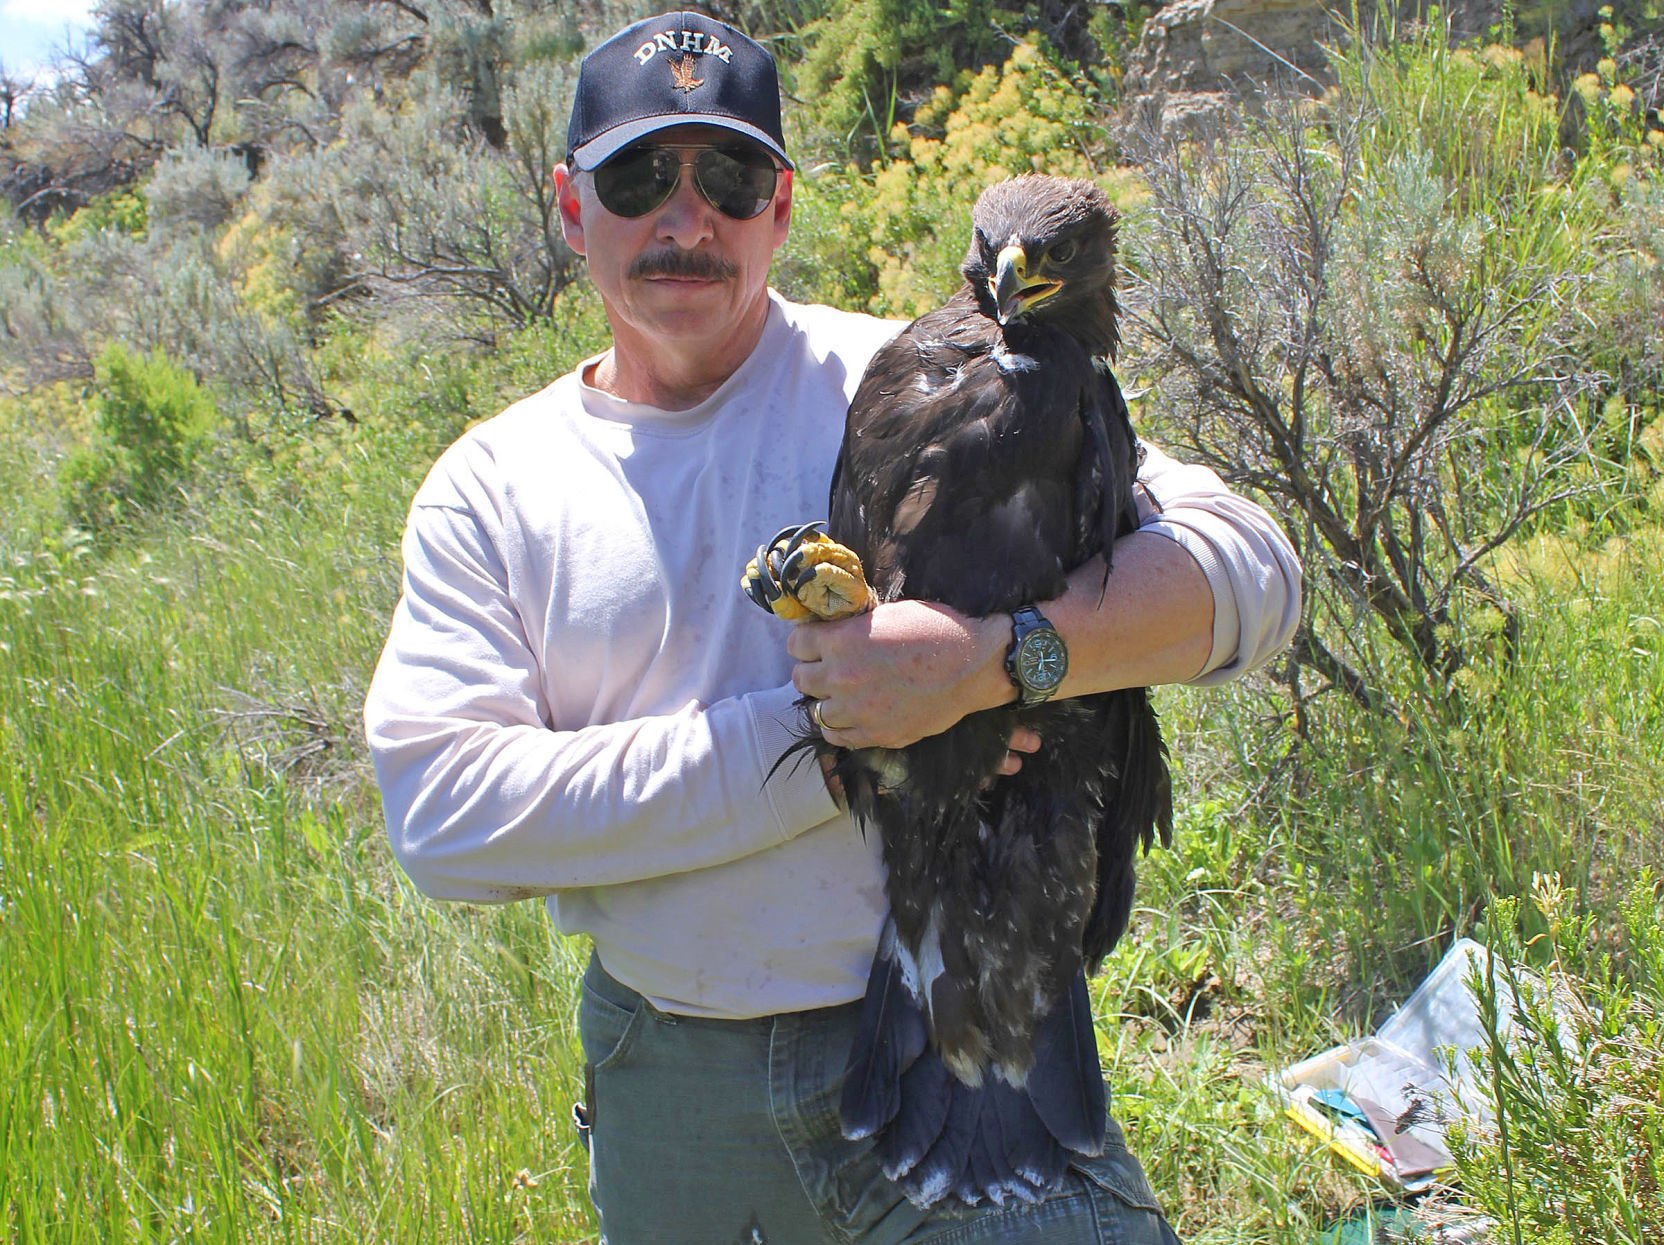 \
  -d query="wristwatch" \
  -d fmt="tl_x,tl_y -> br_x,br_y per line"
1005,606 -> 1068,706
